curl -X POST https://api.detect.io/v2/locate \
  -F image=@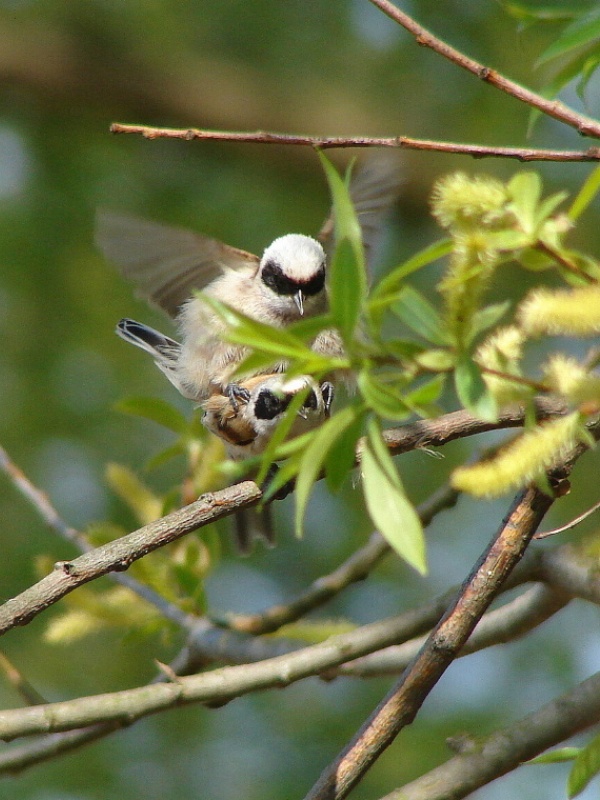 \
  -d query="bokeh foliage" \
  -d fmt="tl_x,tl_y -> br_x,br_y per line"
1,2 -> 600,800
